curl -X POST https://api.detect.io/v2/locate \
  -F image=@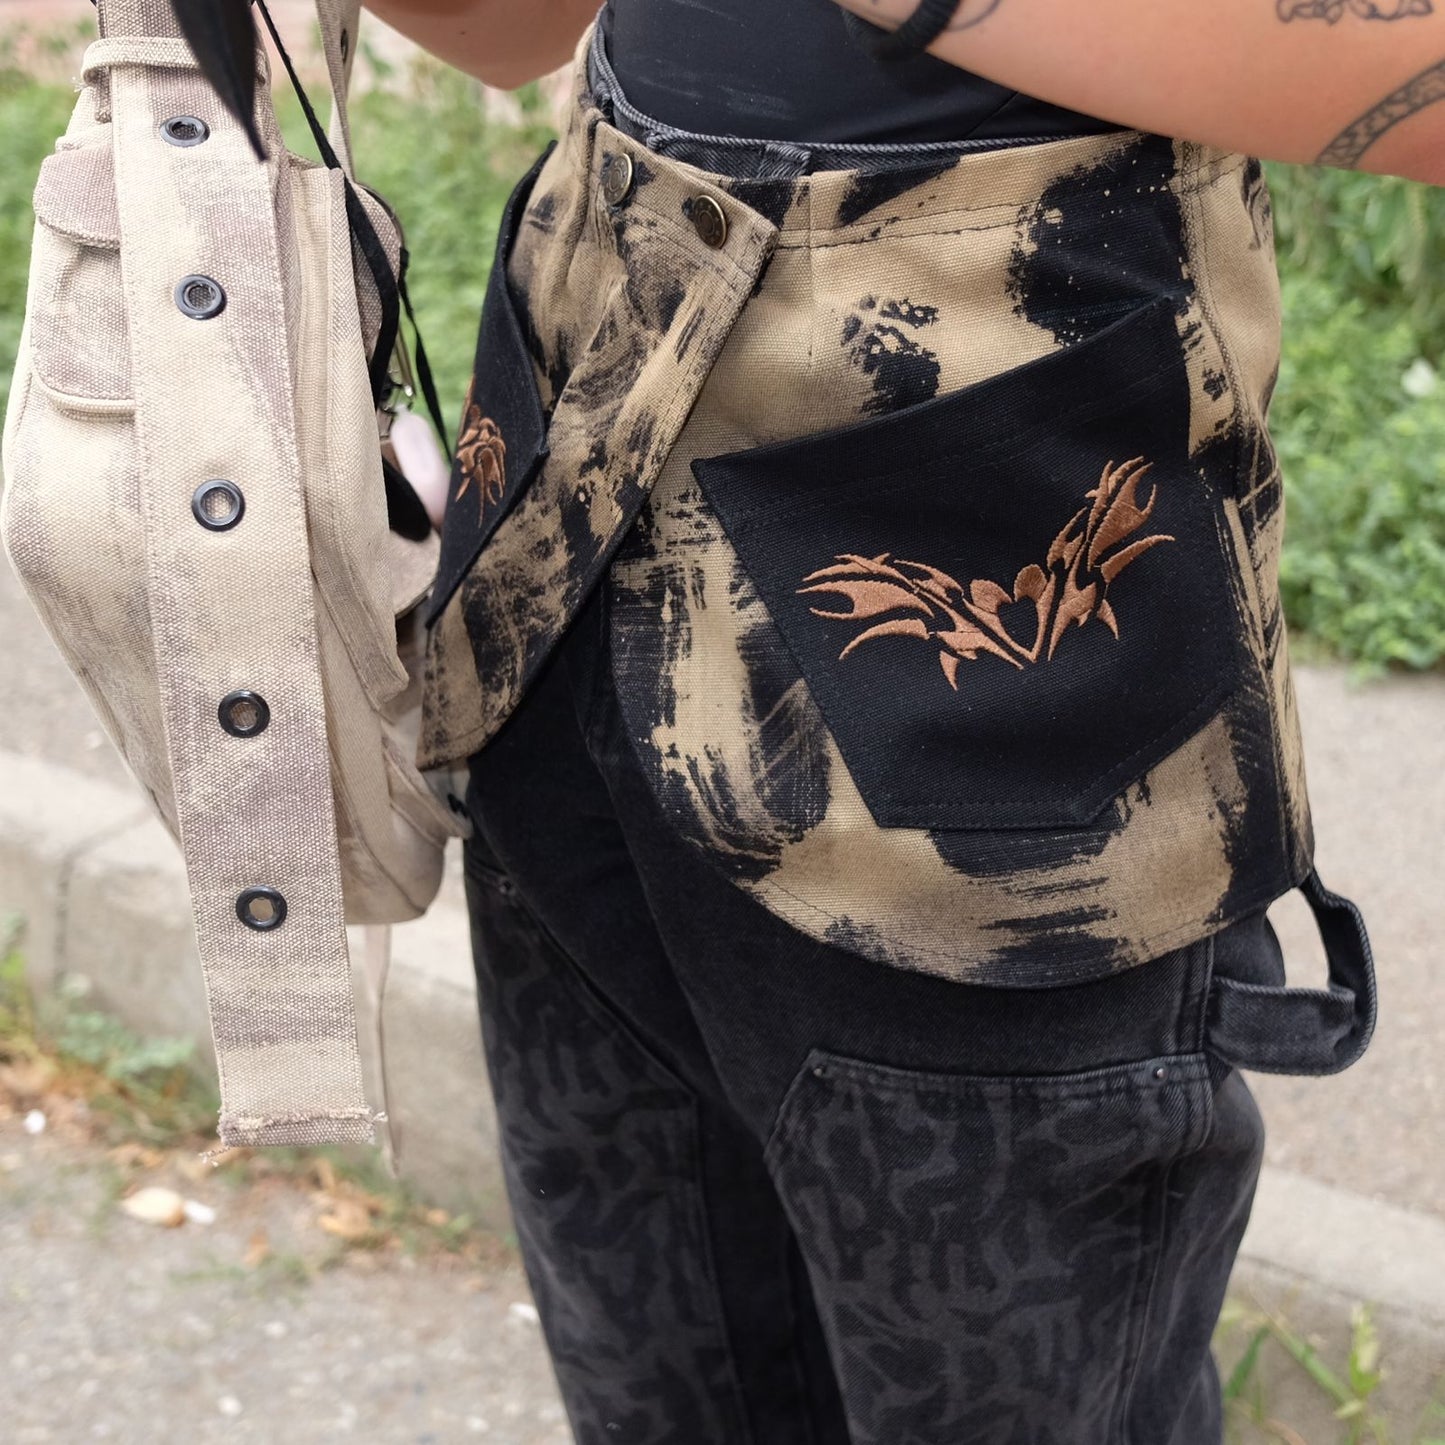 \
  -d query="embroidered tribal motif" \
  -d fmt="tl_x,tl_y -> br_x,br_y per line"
454,391 -> 507,512
800,457 -> 1174,690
